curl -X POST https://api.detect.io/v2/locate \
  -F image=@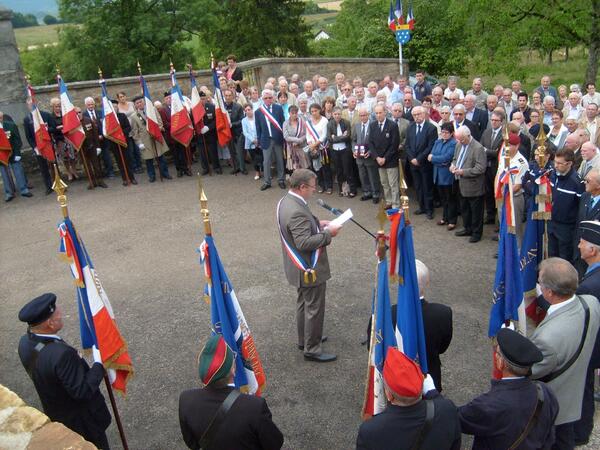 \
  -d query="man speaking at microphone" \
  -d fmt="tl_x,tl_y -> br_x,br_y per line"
277,169 -> 342,362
